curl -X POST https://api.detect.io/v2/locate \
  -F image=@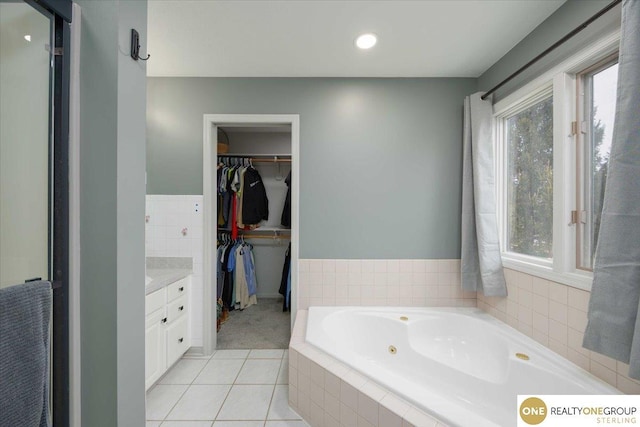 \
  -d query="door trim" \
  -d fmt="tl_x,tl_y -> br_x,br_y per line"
68,3 -> 81,426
